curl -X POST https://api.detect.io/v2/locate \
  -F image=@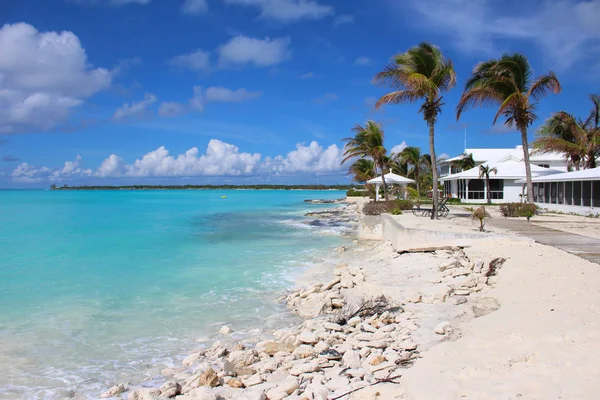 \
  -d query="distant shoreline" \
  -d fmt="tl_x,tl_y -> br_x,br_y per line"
50,185 -> 358,191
